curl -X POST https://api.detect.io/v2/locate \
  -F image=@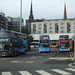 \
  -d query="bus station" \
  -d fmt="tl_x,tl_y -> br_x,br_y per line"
31,33 -> 74,62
